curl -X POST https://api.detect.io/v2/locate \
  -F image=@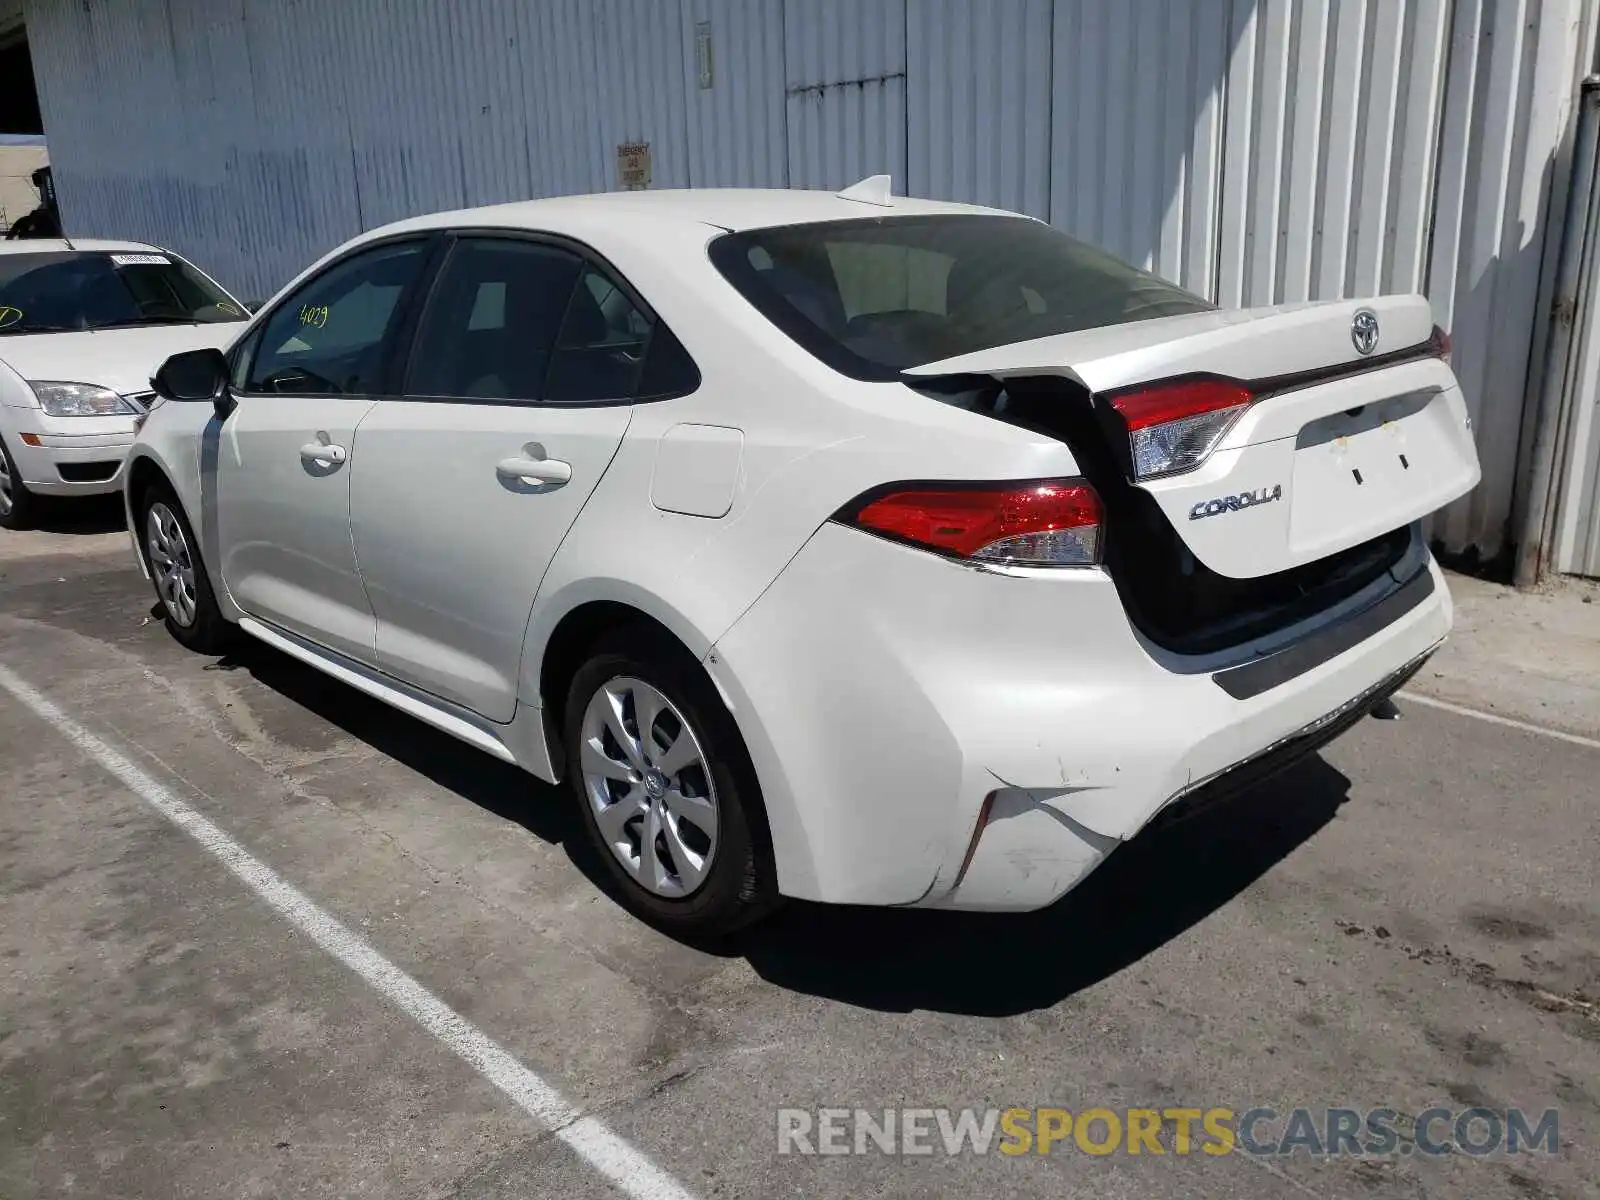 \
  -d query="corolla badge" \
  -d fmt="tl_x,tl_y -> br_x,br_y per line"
1351,307 -> 1380,356
1189,484 -> 1284,520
